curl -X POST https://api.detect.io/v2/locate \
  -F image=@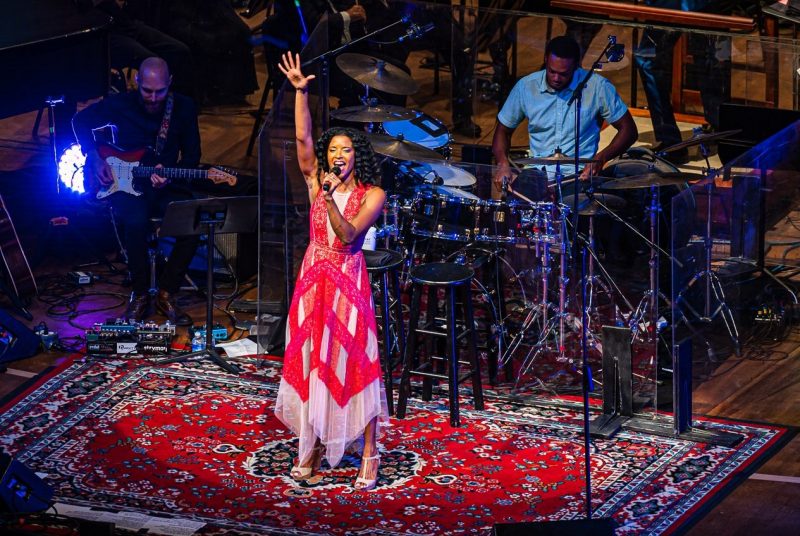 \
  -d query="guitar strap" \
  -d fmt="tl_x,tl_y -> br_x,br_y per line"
154,92 -> 174,157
